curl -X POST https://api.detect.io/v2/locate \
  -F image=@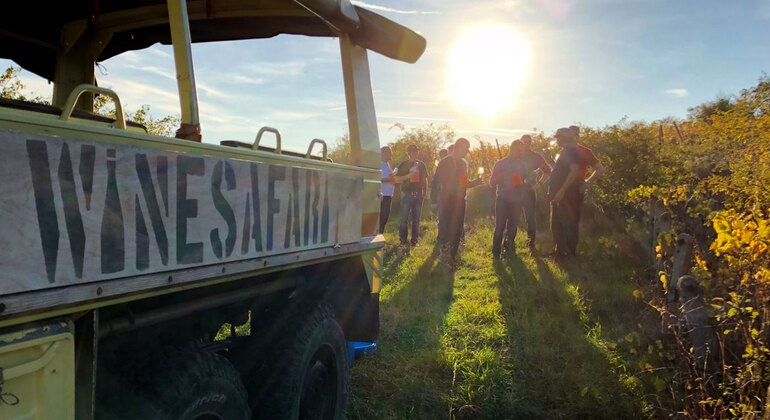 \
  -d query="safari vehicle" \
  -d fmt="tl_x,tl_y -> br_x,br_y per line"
0,1 -> 424,418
